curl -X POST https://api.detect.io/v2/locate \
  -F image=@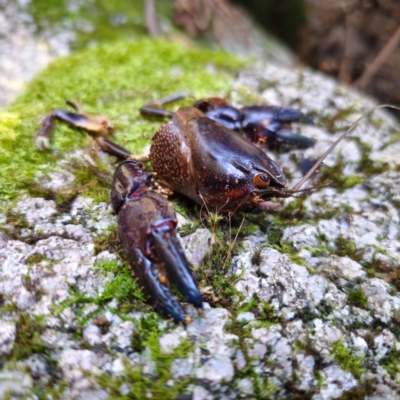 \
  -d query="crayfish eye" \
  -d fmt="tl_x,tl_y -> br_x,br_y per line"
253,173 -> 270,188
